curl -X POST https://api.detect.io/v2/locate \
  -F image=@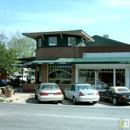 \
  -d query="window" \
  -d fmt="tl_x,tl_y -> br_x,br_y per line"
71,85 -> 75,91
38,38 -> 42,47
49,37 -> 57,46
68,37 -> 76,46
